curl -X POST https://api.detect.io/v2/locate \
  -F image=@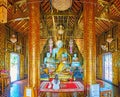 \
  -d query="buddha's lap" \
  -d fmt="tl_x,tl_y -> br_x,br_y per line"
71,62 -> 81,67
